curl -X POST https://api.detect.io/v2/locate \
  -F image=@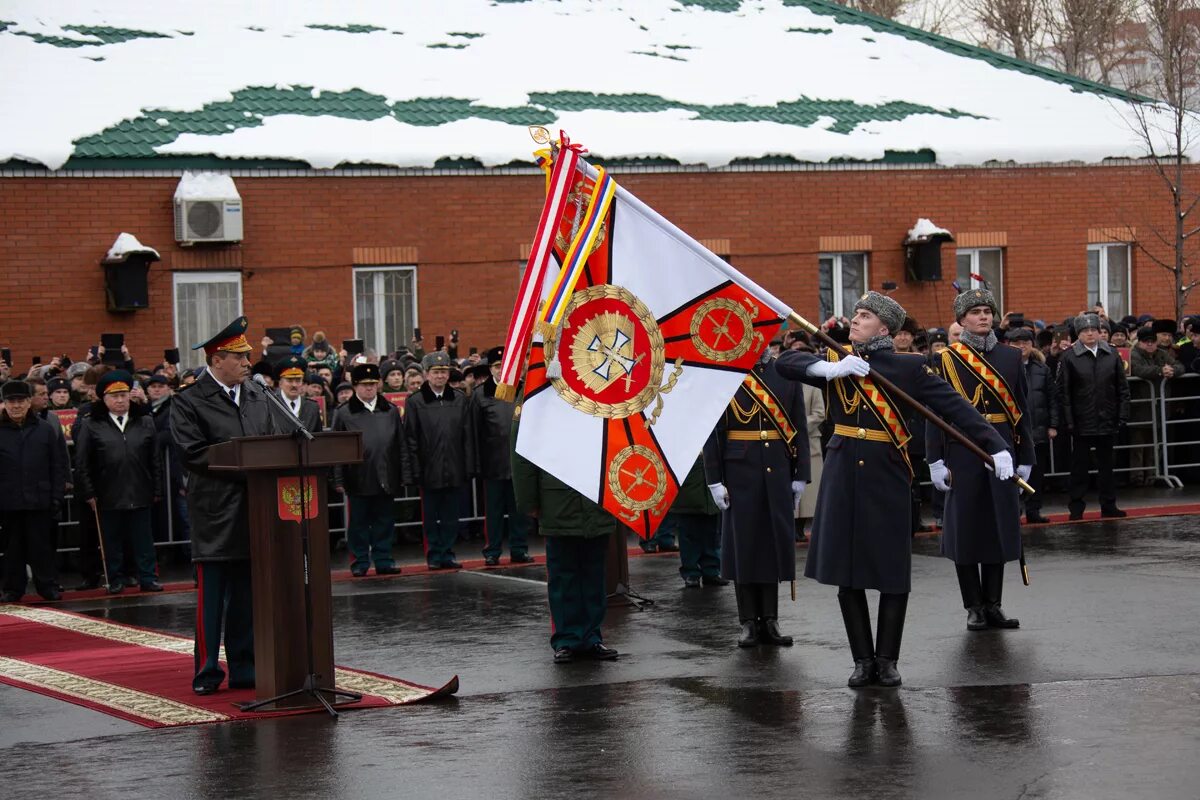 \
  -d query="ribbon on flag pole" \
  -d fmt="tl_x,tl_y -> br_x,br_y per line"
539,167 -> 616,329
495,132 -> 584,402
